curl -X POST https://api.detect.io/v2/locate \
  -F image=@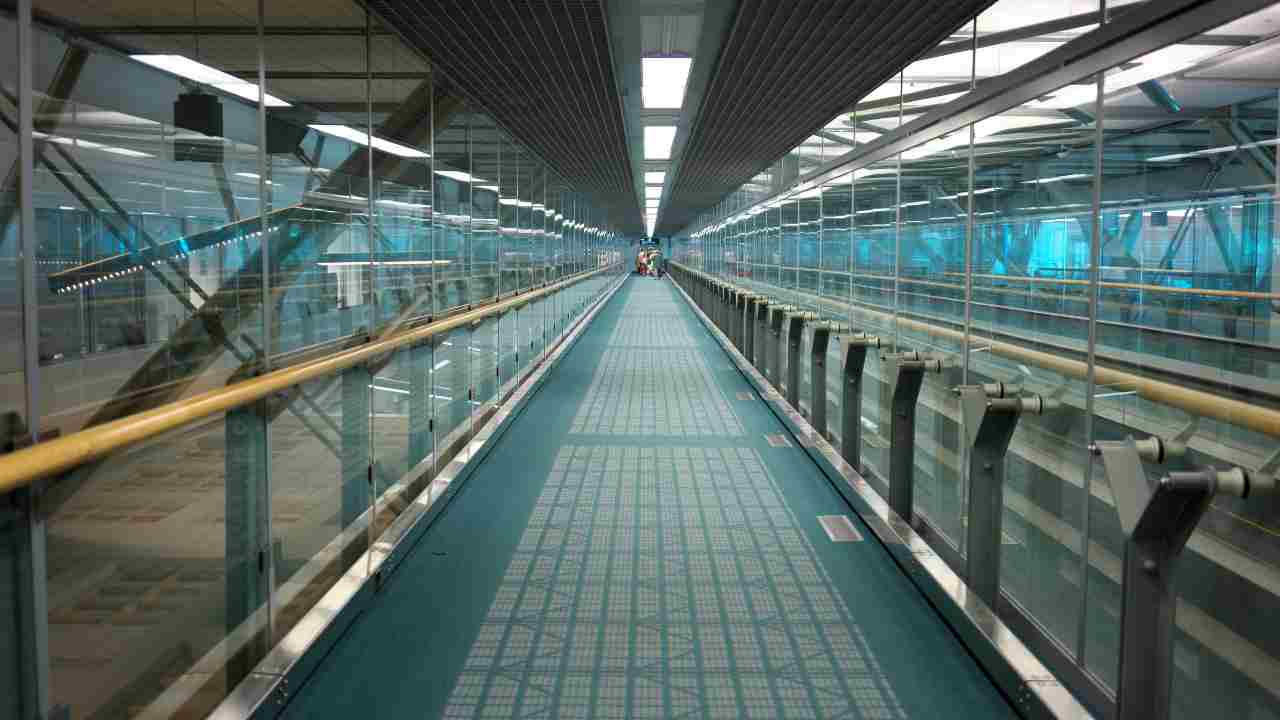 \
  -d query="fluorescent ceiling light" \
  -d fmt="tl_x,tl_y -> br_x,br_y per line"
642,57 -> 693,109
1021,173 -> 1091,185
1145,141 -> 1277,162
32,131 -> 152,158
644,126 -> 677,160
377,199 -> 430,210
234,172 -> 274,185
131,54 -> 290,107
478,184 -> 500,192
435,169 -> 485,183
936,187 -> 1003,200
899,200 -> 930,207
645,171 -> 666,184
309,124 -> 429,159
317,259 -> 452,267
